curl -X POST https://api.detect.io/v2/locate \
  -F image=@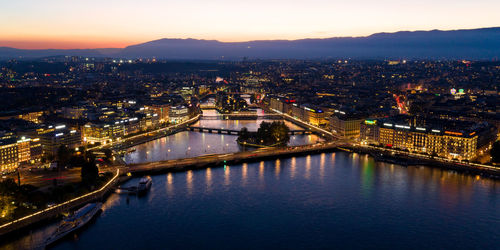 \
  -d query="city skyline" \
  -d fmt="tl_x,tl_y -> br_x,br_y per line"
0,1 -> 499,248
1,0 -> 500,49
